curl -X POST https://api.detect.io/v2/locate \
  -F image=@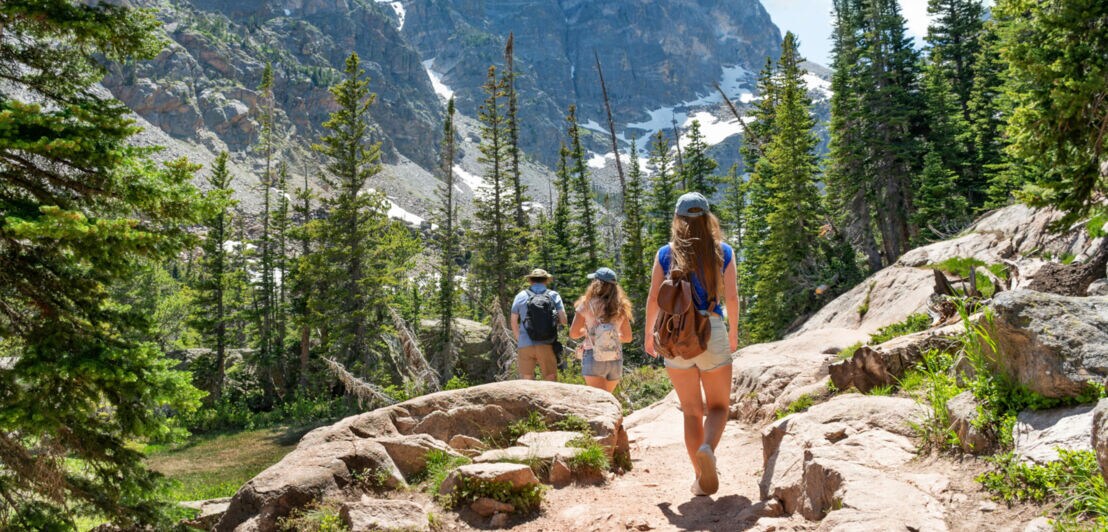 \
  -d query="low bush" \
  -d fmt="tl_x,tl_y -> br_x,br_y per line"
978,450 -> 1108,528
415,449 -> 471,497
616,364 -> 674,414
443,375 -> 471,390
870,313 -> 932,344
179,394 -> 358,435
551,414 -> 591,433
775,394 -> 815,419
444,476 -> 545,514
278,500 -> 348,532
902,349 -> 962,450
567,435 -> 611,475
